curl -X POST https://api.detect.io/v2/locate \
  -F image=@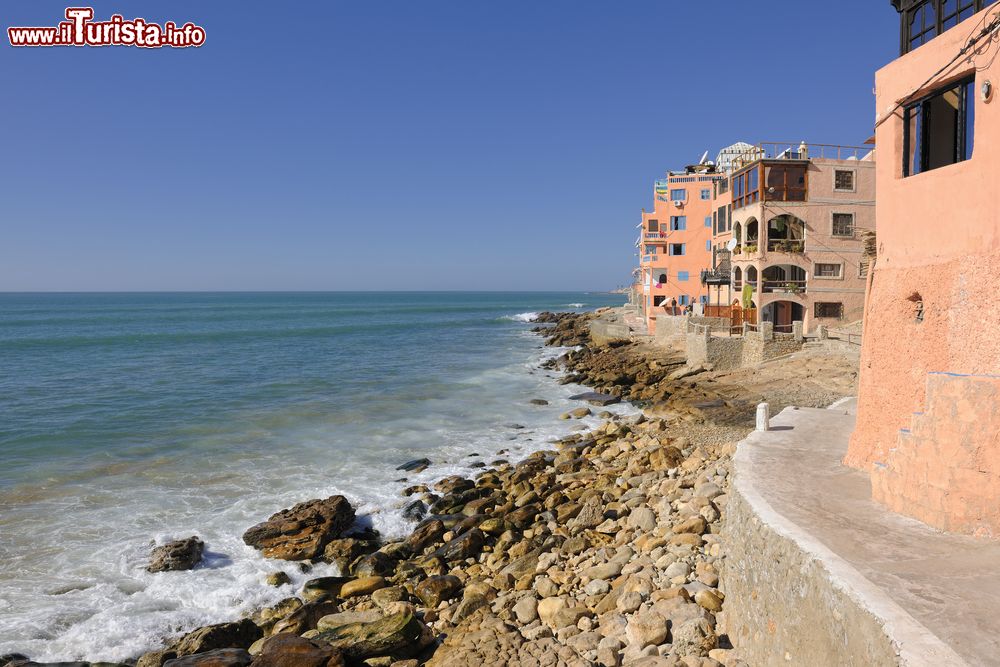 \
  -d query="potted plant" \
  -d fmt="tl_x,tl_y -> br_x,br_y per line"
790,241 -> 803,253
746,243 -> 758,254
776,240 -> 789,253
733,246 -> 742,255
784,282 -> 801,294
